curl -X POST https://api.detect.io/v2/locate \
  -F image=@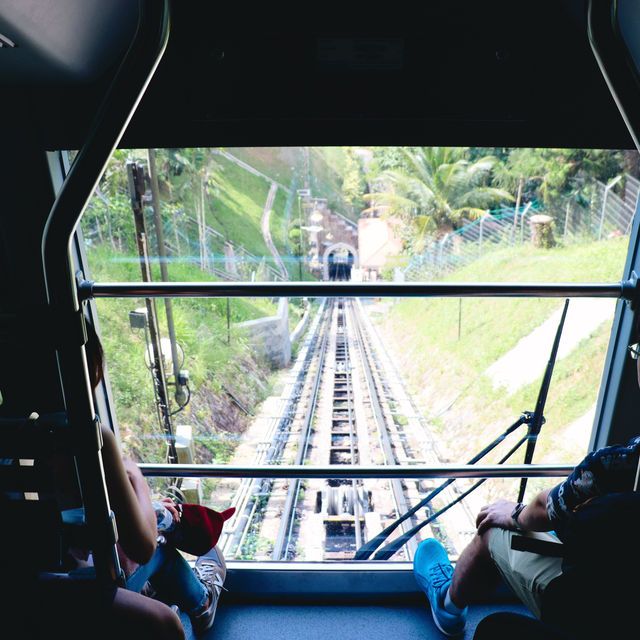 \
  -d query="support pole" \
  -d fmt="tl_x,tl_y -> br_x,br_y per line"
147,148 -> 185,405
41,0 -> 170,586
128,161 -> 178,464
